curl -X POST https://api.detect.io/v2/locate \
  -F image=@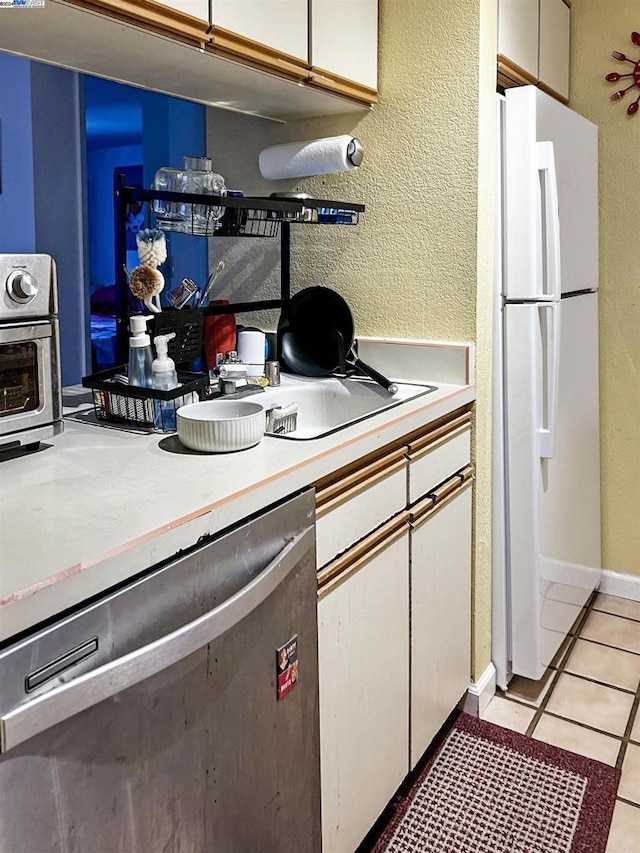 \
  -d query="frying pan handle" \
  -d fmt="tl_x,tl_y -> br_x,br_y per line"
351,357 -> 399,395
334,329 -> 347,373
